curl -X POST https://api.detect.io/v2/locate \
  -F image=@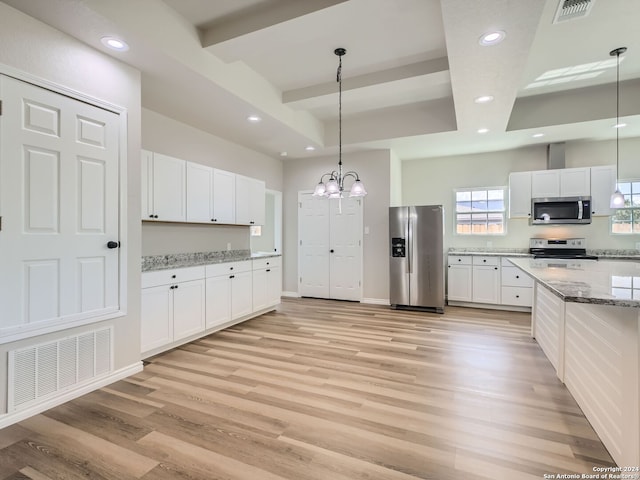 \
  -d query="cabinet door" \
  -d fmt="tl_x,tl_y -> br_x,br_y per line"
212,169 -> 235,224
235,174 -> 253,225
141,285 -> 172,353
252,268 -> 268,311
186,162 -> 213,223
472,265 -> 500,304
508,171 -> 531,218
152,153 -> 186,221
531,170 -> 560,198
267,266 -> 282,306
173,279 -> 205,341
560,167 -> 590,197
590,165 -> 616,216
231,270 -> 253,319
250,178 -> 266,225
205,274 -> 231,329
447,264 -> 472,302
141,149 -> 153,220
